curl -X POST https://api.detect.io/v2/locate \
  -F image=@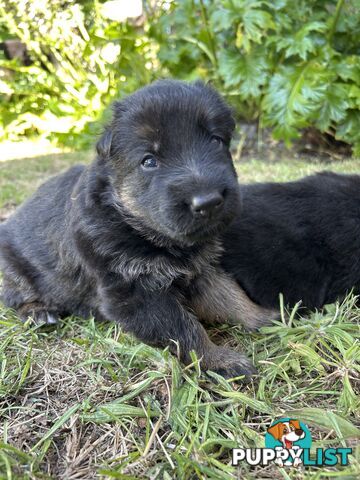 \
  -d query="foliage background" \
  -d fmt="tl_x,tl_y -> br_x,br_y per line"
0,0 -> 360,154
